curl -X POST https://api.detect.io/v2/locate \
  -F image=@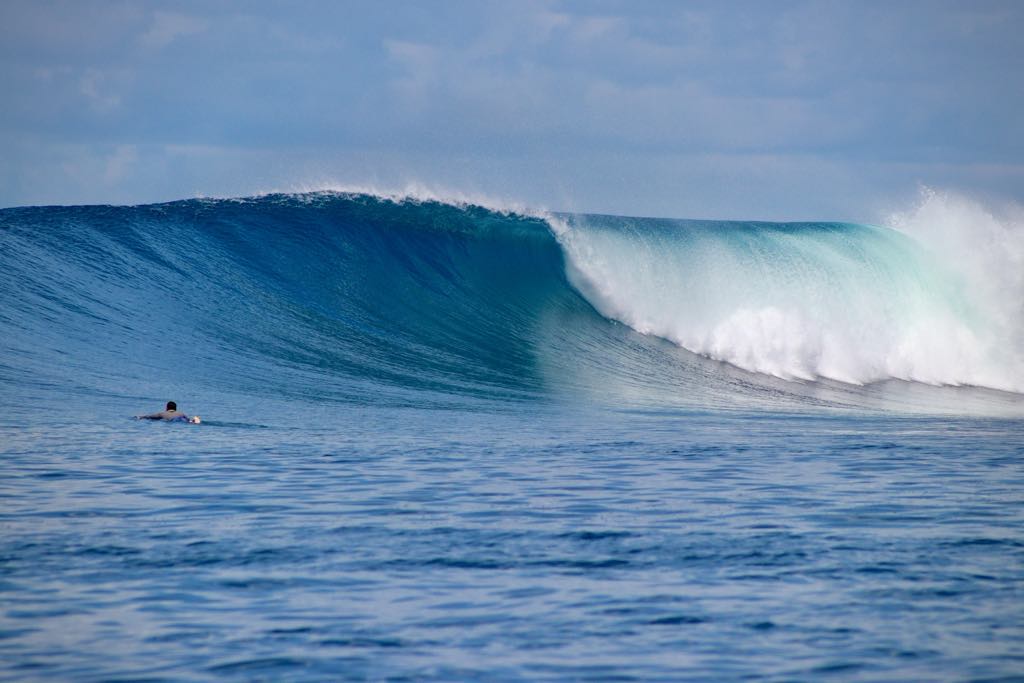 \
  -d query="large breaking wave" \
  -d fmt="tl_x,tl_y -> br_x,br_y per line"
1,190 -> 1021,415
554,193 -> 1024,391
